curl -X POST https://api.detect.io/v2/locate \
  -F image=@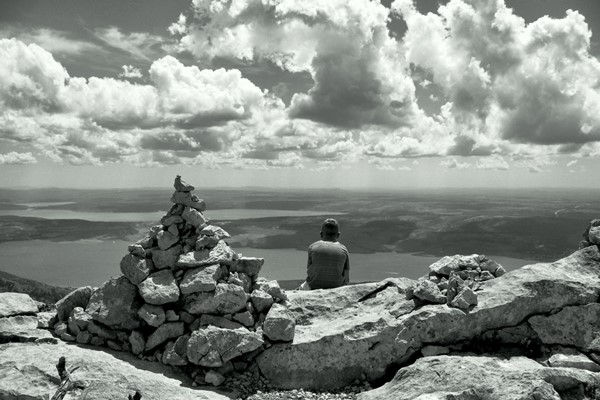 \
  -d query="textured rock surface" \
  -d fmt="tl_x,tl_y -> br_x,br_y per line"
177,241 -> 235,269
151,245 -> 182,270
0,292 -> 38,318
187,326 -> 264,367
120,254 -> 150,285
258,247 -> 600,390
0,342 -> 229,400
358,355 -> 600,400
146,322 -> 185,351
137,303 -> 166,327
263,303 -> 296,342
85,276 -> 141,330
179,264 -> 223,294
548,353 -> 600,372
55,286 -> 93,321
138,270 -> 180,305
185,283 -> 247,315
231,257 -> 264,277
412,280 -> 446,304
